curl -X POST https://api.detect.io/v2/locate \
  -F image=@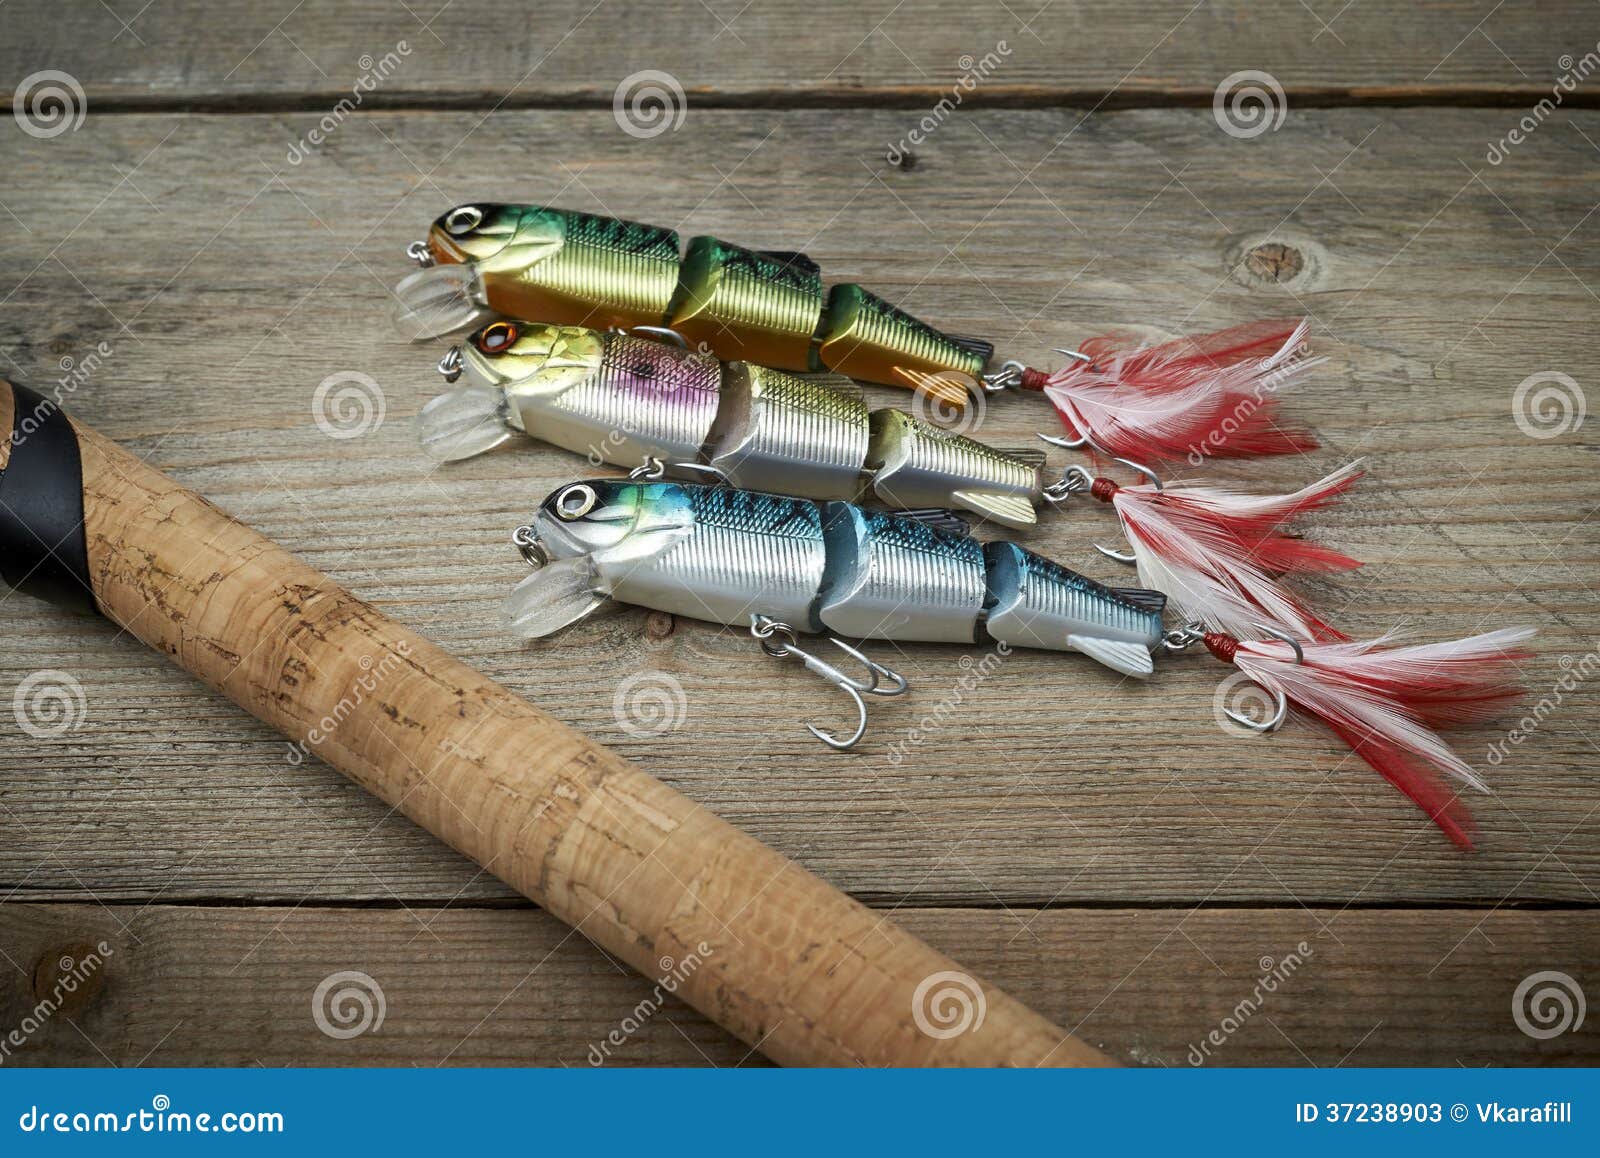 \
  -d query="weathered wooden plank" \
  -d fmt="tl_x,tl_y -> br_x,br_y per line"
0,106 -> 1595,906
0,903 -> 1593,1066
5,0 -> 1594,107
